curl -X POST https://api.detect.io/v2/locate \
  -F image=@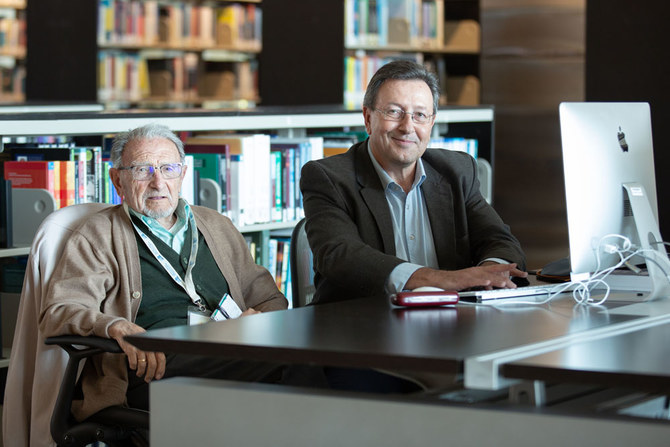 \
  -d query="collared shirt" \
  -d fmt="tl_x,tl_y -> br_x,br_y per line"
367,146 -> 438,293
128,198 -> 192,253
